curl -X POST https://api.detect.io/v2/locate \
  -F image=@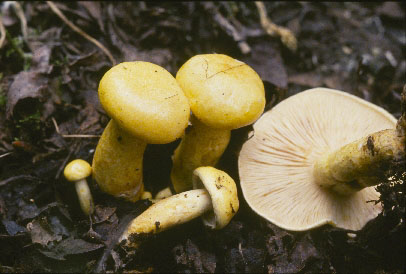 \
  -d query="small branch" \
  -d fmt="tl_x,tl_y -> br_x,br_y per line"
0,152 -> 13,159
62,134 -> 101,138
12,1 -> 28,44
46,1 -> 116,65
203,2 -> 251,55
255,1 -> 297,52
52,117 -> 101,138
0,175 -> 38,187
0,15 -> 6,49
